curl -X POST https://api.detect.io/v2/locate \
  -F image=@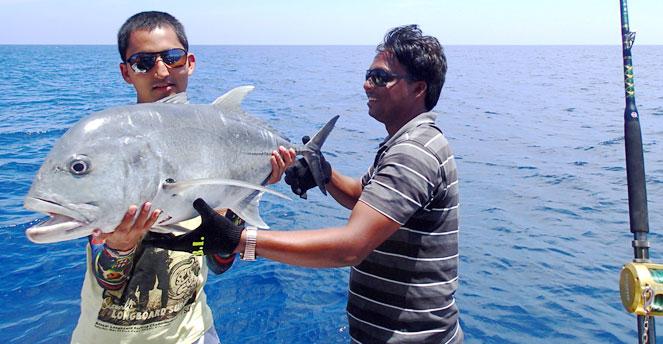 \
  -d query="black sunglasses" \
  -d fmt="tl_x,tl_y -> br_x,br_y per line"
125,48 -> 188,73
365,68 -> 411,87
